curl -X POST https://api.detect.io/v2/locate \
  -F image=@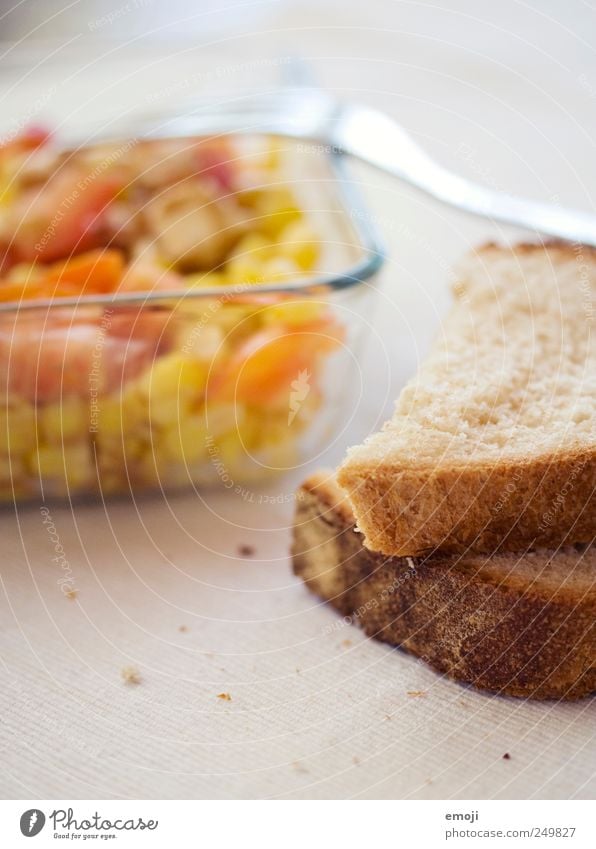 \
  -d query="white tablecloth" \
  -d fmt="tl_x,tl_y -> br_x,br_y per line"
0,0 -> 594,800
